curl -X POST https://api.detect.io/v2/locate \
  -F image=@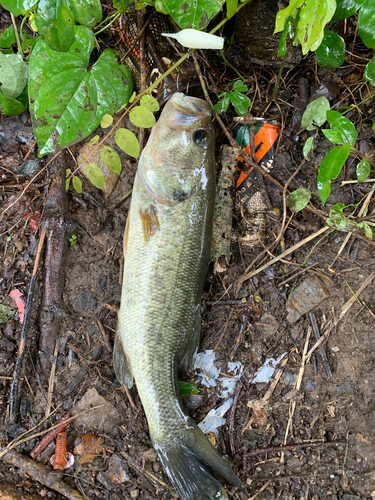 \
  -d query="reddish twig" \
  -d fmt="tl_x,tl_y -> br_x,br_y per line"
30,413 -> 70,459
